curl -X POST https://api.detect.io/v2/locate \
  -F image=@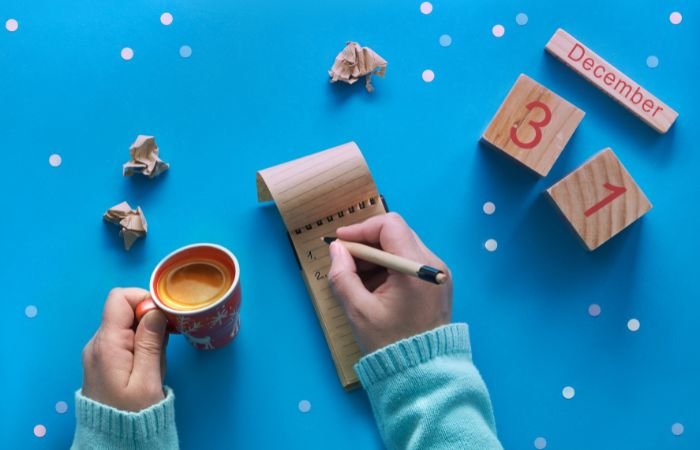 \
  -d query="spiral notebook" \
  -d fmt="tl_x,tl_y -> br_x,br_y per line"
256,142 -> 386,389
